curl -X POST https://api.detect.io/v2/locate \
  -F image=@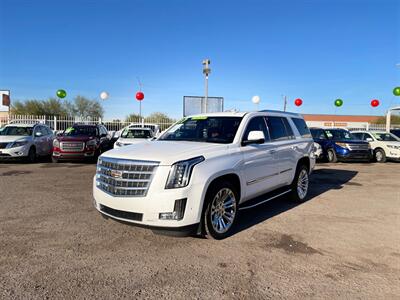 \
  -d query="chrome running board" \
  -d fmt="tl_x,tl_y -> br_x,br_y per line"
239,189 -> 292,211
